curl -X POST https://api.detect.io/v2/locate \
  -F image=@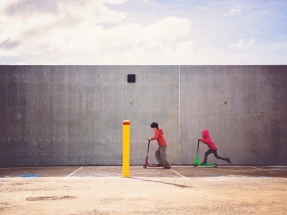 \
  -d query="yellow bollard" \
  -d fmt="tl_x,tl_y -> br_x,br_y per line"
122,120 -> 131,177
